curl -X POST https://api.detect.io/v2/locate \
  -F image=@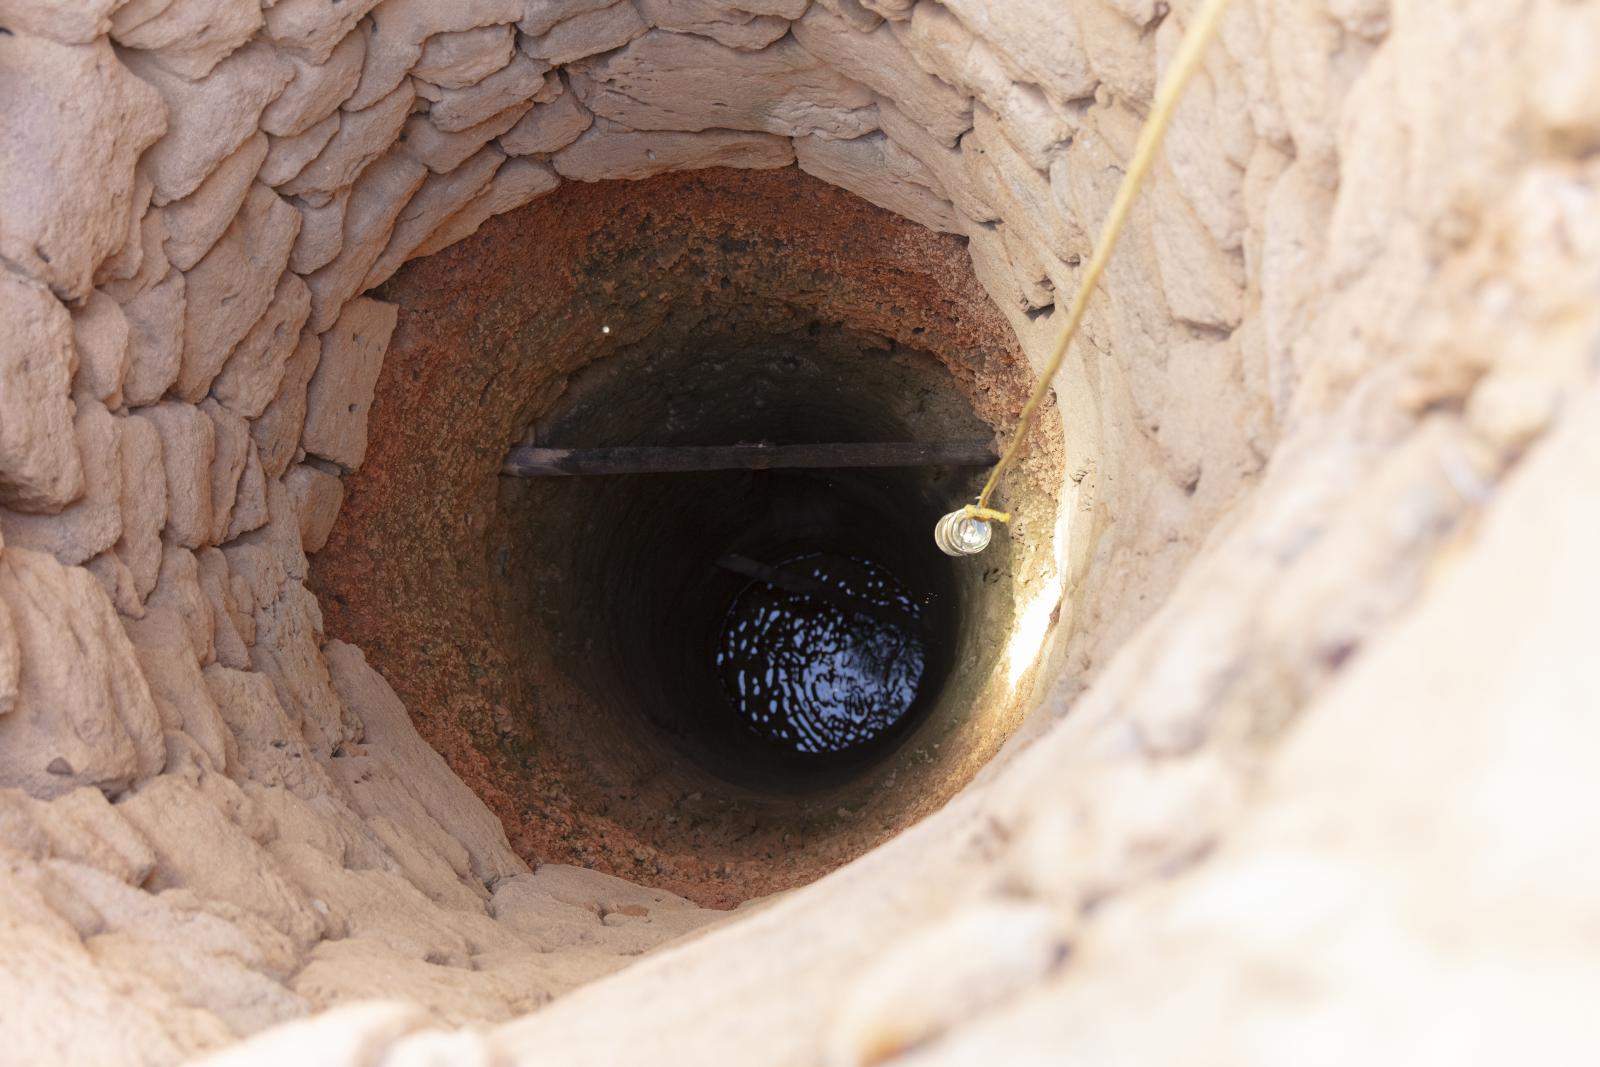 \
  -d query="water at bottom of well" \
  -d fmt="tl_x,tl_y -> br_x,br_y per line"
716,553 -> 926,755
